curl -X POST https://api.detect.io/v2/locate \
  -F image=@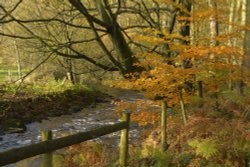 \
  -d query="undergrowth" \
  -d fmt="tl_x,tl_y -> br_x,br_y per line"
1,78 -> 94,97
